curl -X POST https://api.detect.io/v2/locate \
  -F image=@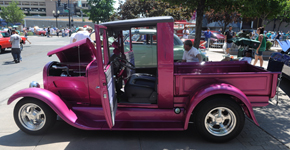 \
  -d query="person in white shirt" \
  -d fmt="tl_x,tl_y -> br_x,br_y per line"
239,51 -> 252,64
9,29 -> 21,63
182,26 -> 190,39
182,40 -> 202,62
70,27 -> 83,43
73,27 -> 93,43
